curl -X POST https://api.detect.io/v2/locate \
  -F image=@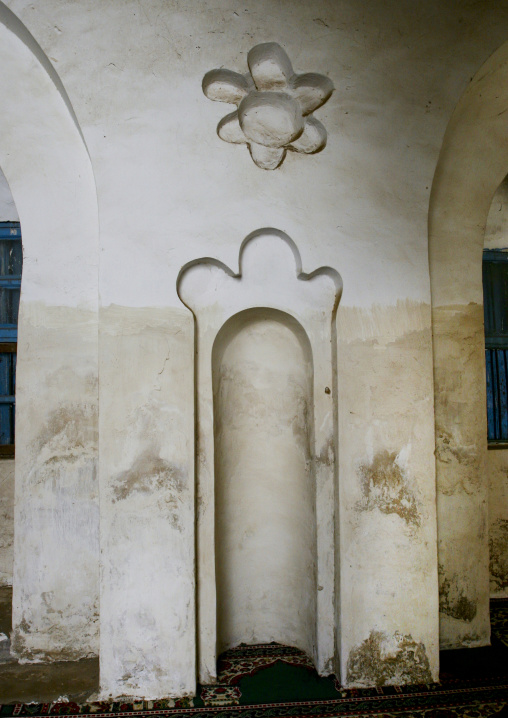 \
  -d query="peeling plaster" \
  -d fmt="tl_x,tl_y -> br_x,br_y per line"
34,403 -> 98,471
438,565 -> 477,623
111,451 -> 186,531
487,450 -> 508,598
357,450 -> 420,528
0,460 -> 14,586
489,519 -> 508,594
346,631 -> 432,687
432,302 -> 490,647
